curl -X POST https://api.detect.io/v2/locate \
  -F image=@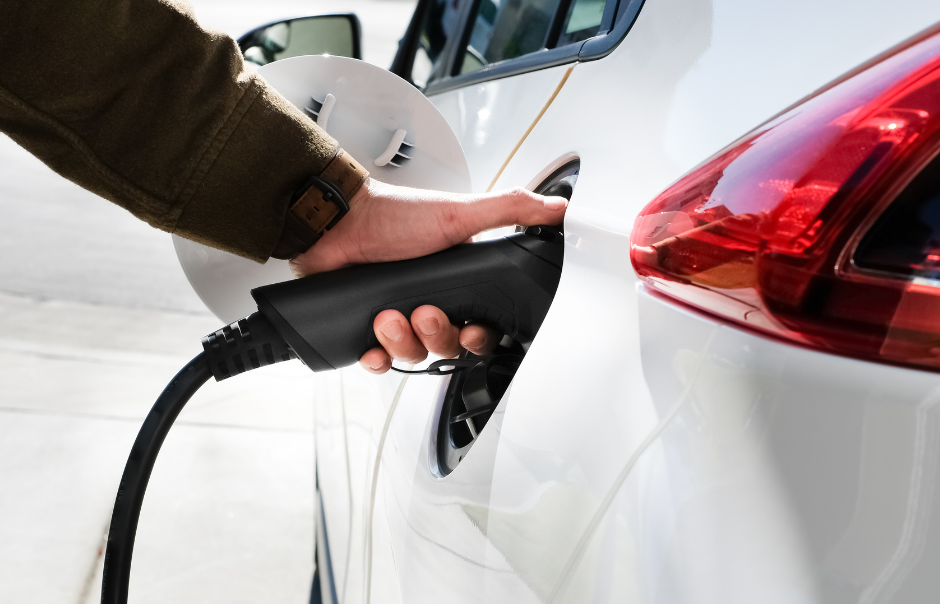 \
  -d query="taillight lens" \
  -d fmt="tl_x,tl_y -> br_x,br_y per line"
630,28 -> 940,371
